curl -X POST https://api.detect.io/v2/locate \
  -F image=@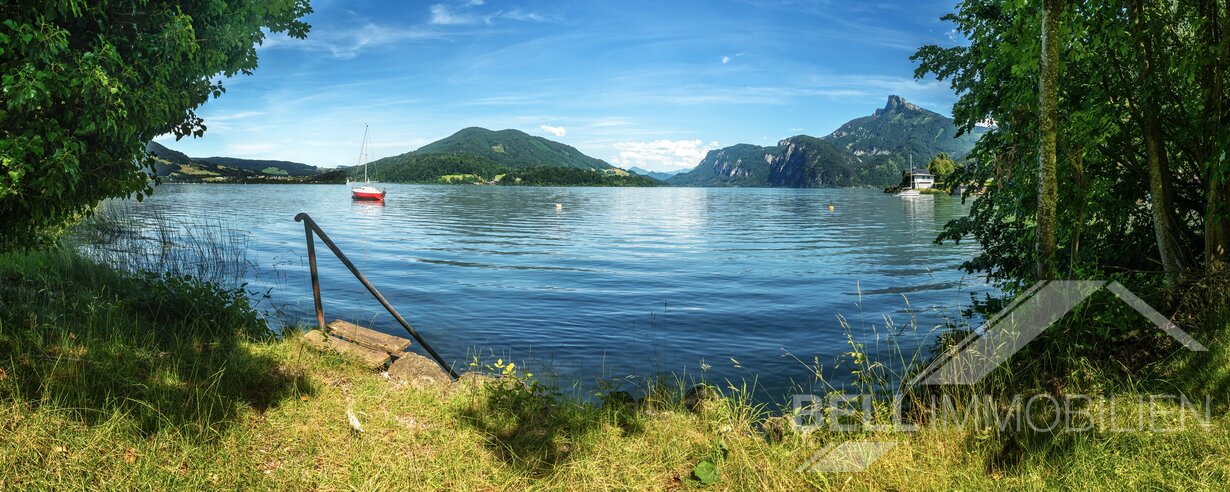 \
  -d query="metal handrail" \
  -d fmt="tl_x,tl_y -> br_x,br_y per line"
294,213 -> 458,379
